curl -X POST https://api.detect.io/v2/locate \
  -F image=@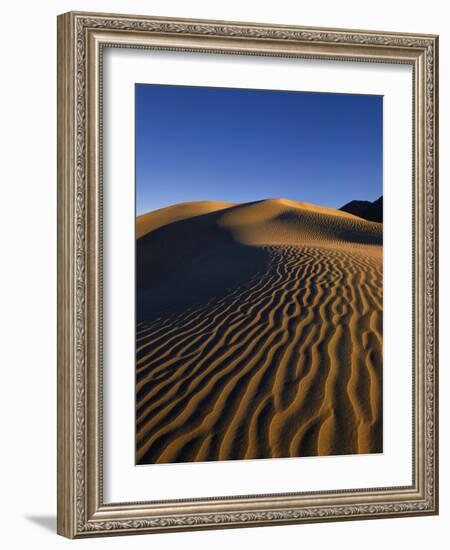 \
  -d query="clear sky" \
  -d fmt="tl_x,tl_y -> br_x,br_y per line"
136,84 -> 382,215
